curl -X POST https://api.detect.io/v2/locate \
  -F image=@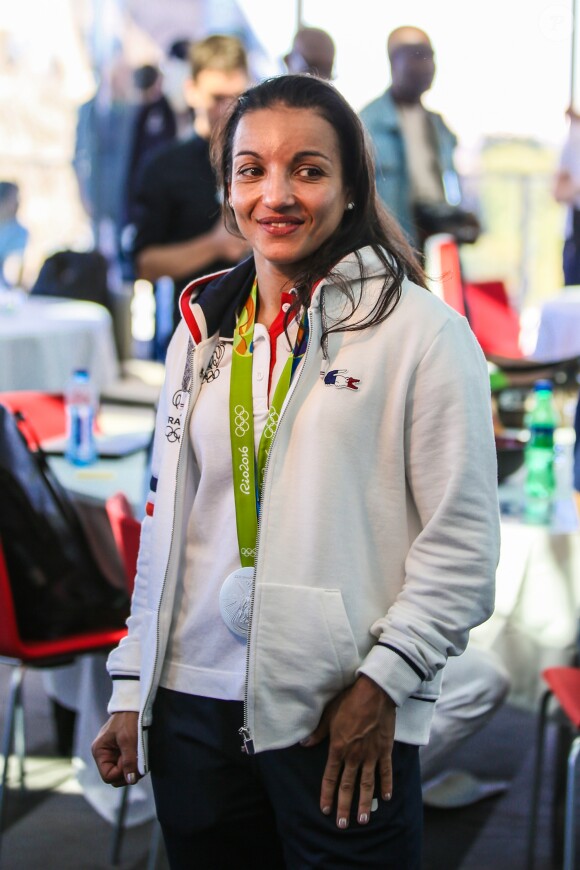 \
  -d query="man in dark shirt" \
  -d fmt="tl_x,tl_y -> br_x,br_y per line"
132,35 -> 250,327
